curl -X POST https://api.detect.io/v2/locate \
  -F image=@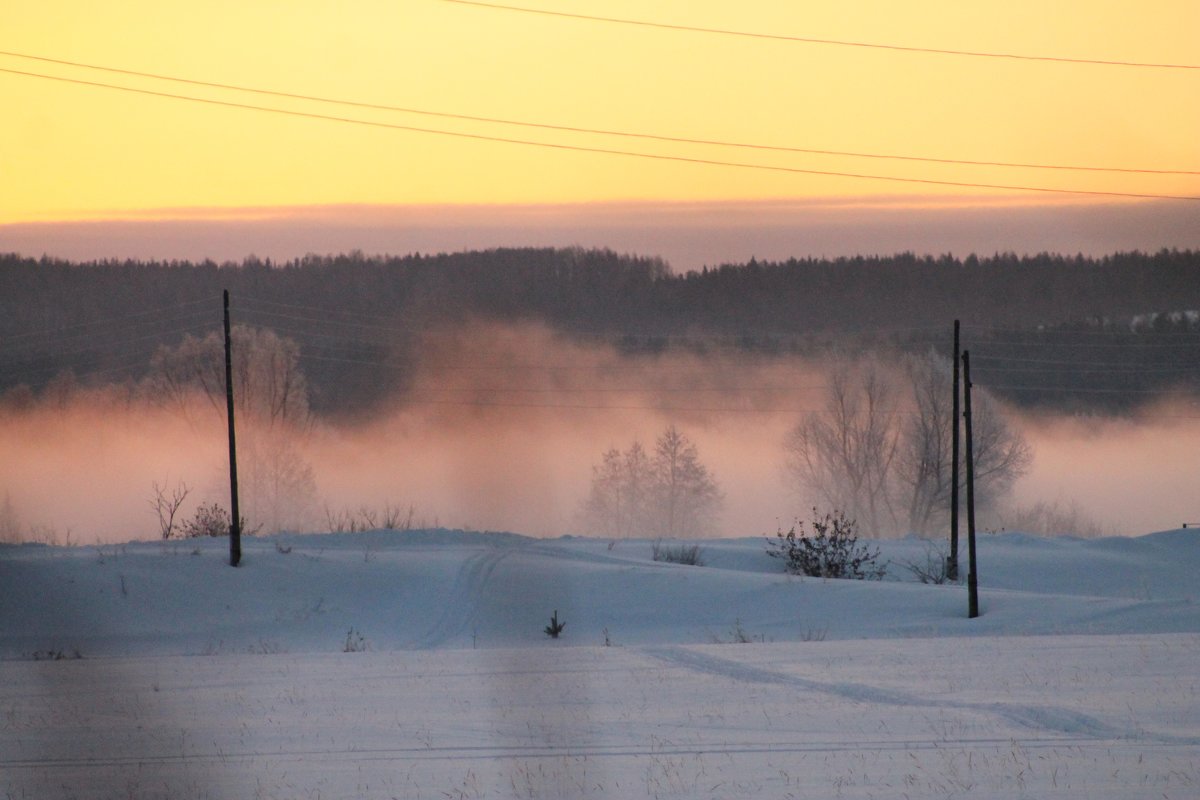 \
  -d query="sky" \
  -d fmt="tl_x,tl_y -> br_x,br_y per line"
2,0 -> 1198,267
